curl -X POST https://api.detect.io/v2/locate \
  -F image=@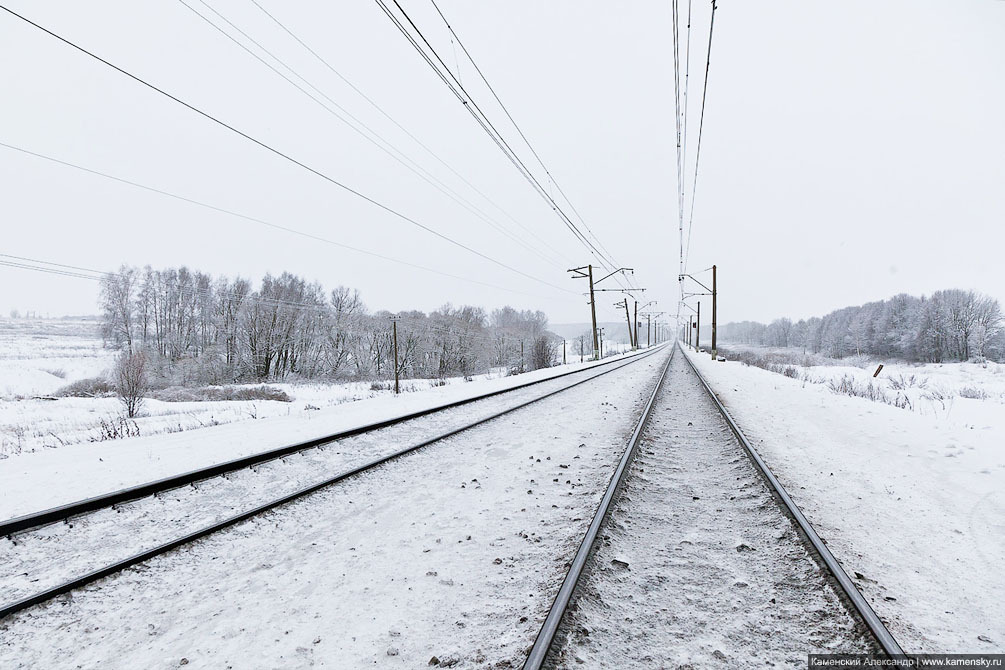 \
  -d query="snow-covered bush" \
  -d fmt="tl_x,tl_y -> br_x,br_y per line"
55,377 -> 115,398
